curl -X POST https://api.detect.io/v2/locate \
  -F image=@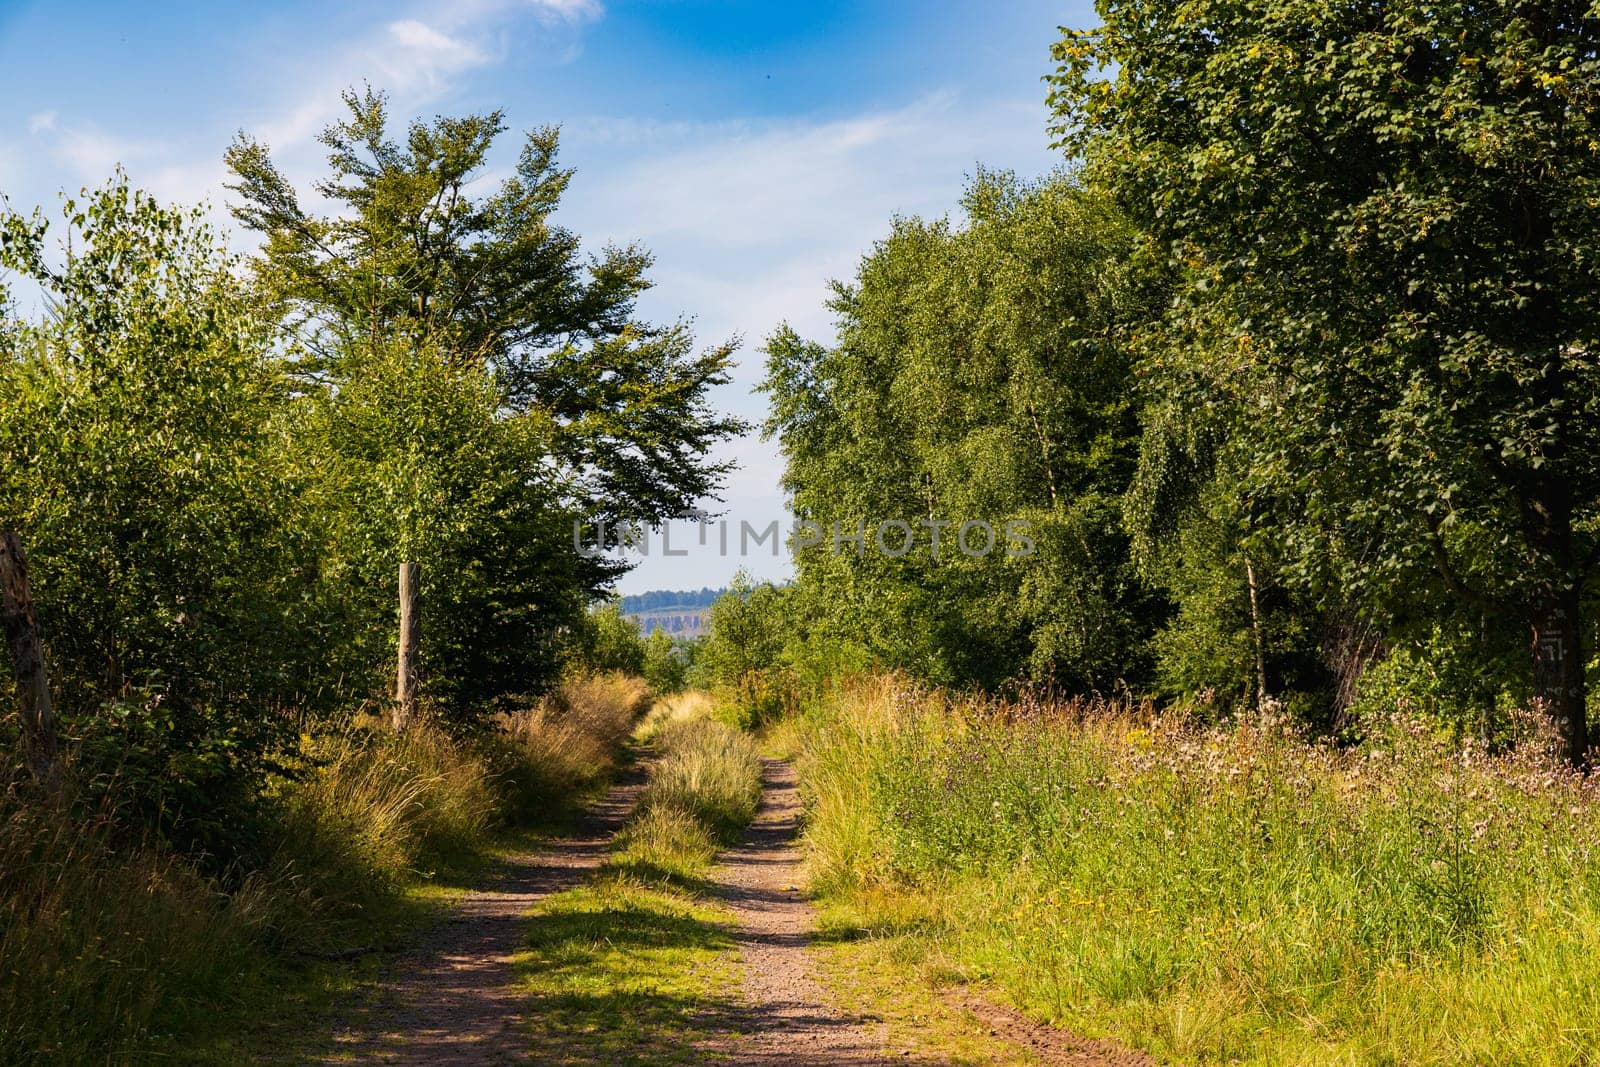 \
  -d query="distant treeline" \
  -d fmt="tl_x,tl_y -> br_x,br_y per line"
620,588 -> 726,614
